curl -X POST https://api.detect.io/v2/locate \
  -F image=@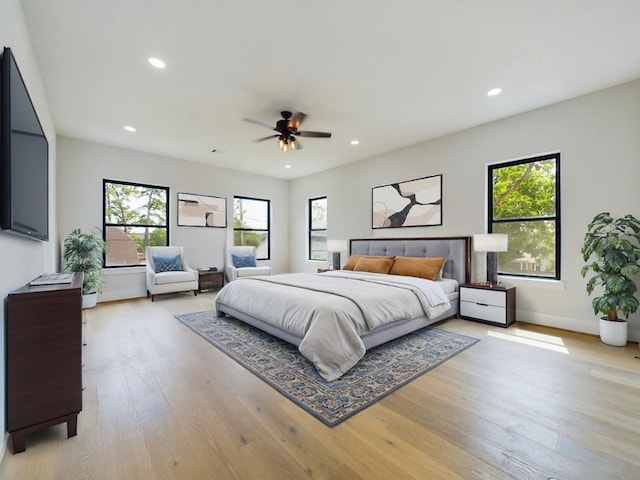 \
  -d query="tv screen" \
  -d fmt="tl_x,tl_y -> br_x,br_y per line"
1,46 -> 49,241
